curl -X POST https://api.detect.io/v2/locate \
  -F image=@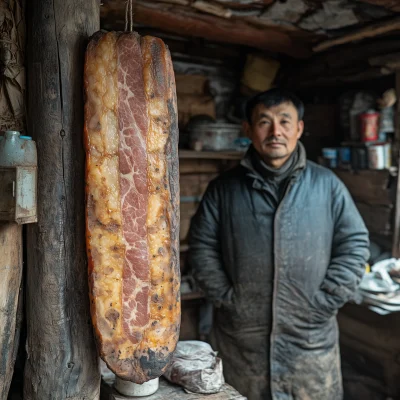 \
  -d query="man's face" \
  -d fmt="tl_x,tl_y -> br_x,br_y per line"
244,102 -> 304,168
